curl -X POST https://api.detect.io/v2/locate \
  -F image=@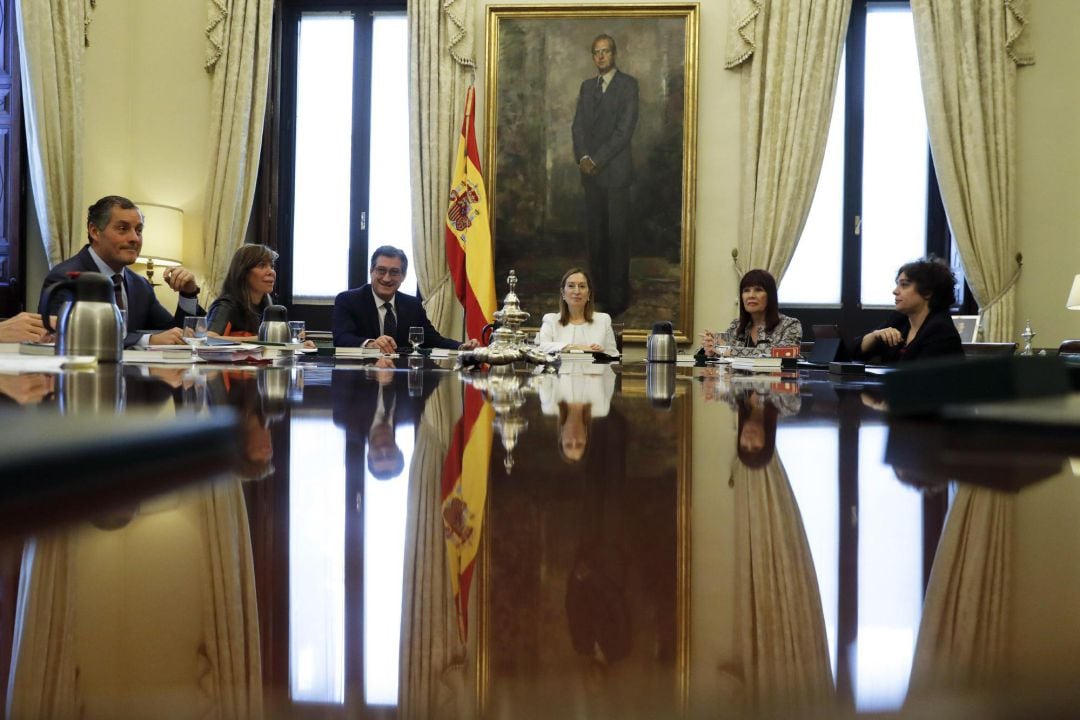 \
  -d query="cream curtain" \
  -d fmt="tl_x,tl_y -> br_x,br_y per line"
911,1 -> 1033,343
201,0 -> 274,302
196,479 -> 263,719
408,0 -> 475,339
908,486 -> 1012,699
6,538 -> 80,720
399,378 -> 469,719
726,456 -> 833,713
725,0 -> 851,281
15,0 -> 95,266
